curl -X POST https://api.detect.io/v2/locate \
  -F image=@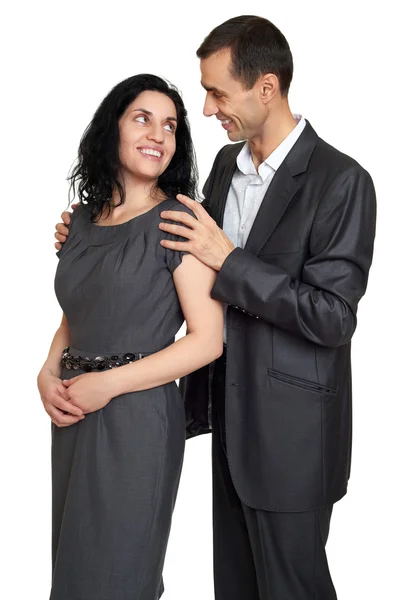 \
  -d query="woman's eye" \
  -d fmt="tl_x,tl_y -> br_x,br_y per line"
135,115 -> 147,124
164,123 -> 175,133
